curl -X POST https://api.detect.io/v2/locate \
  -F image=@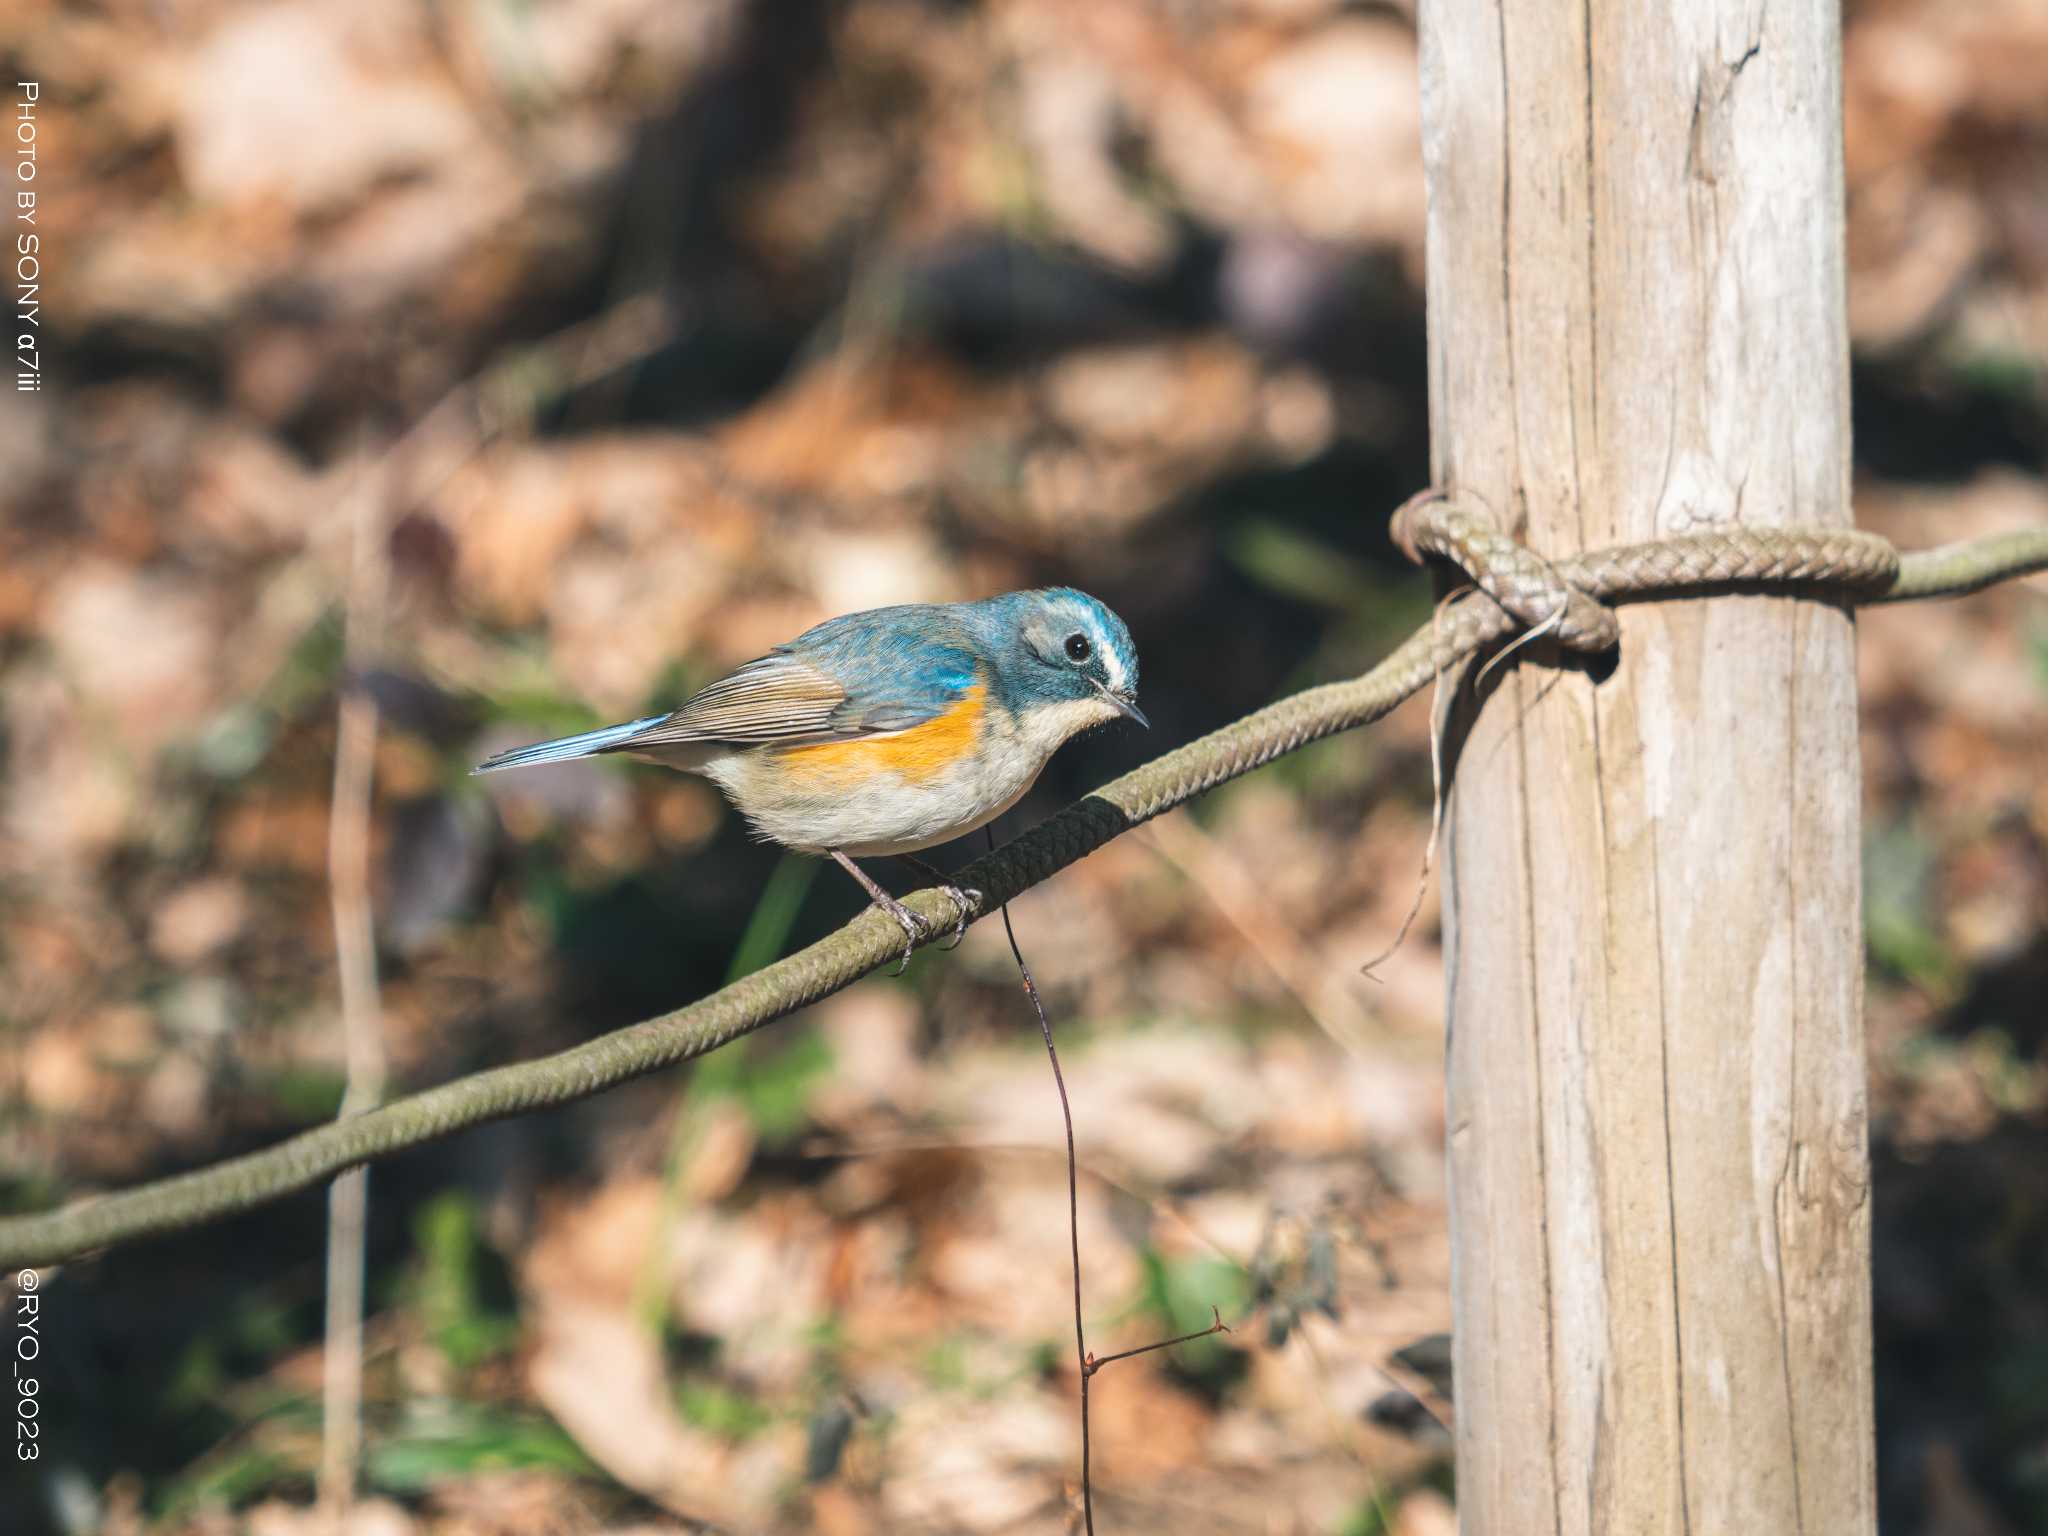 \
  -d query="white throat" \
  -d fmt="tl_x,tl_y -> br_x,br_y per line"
1016,694 -> 1123,758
